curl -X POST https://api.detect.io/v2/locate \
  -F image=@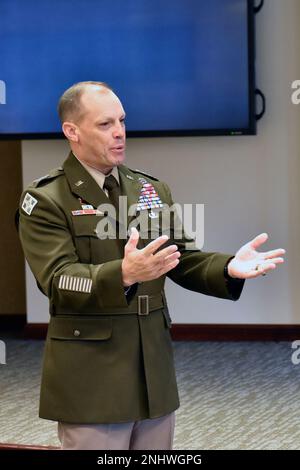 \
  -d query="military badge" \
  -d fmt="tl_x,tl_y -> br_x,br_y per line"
136,178 -> 164,211
21,192 -> 38,215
